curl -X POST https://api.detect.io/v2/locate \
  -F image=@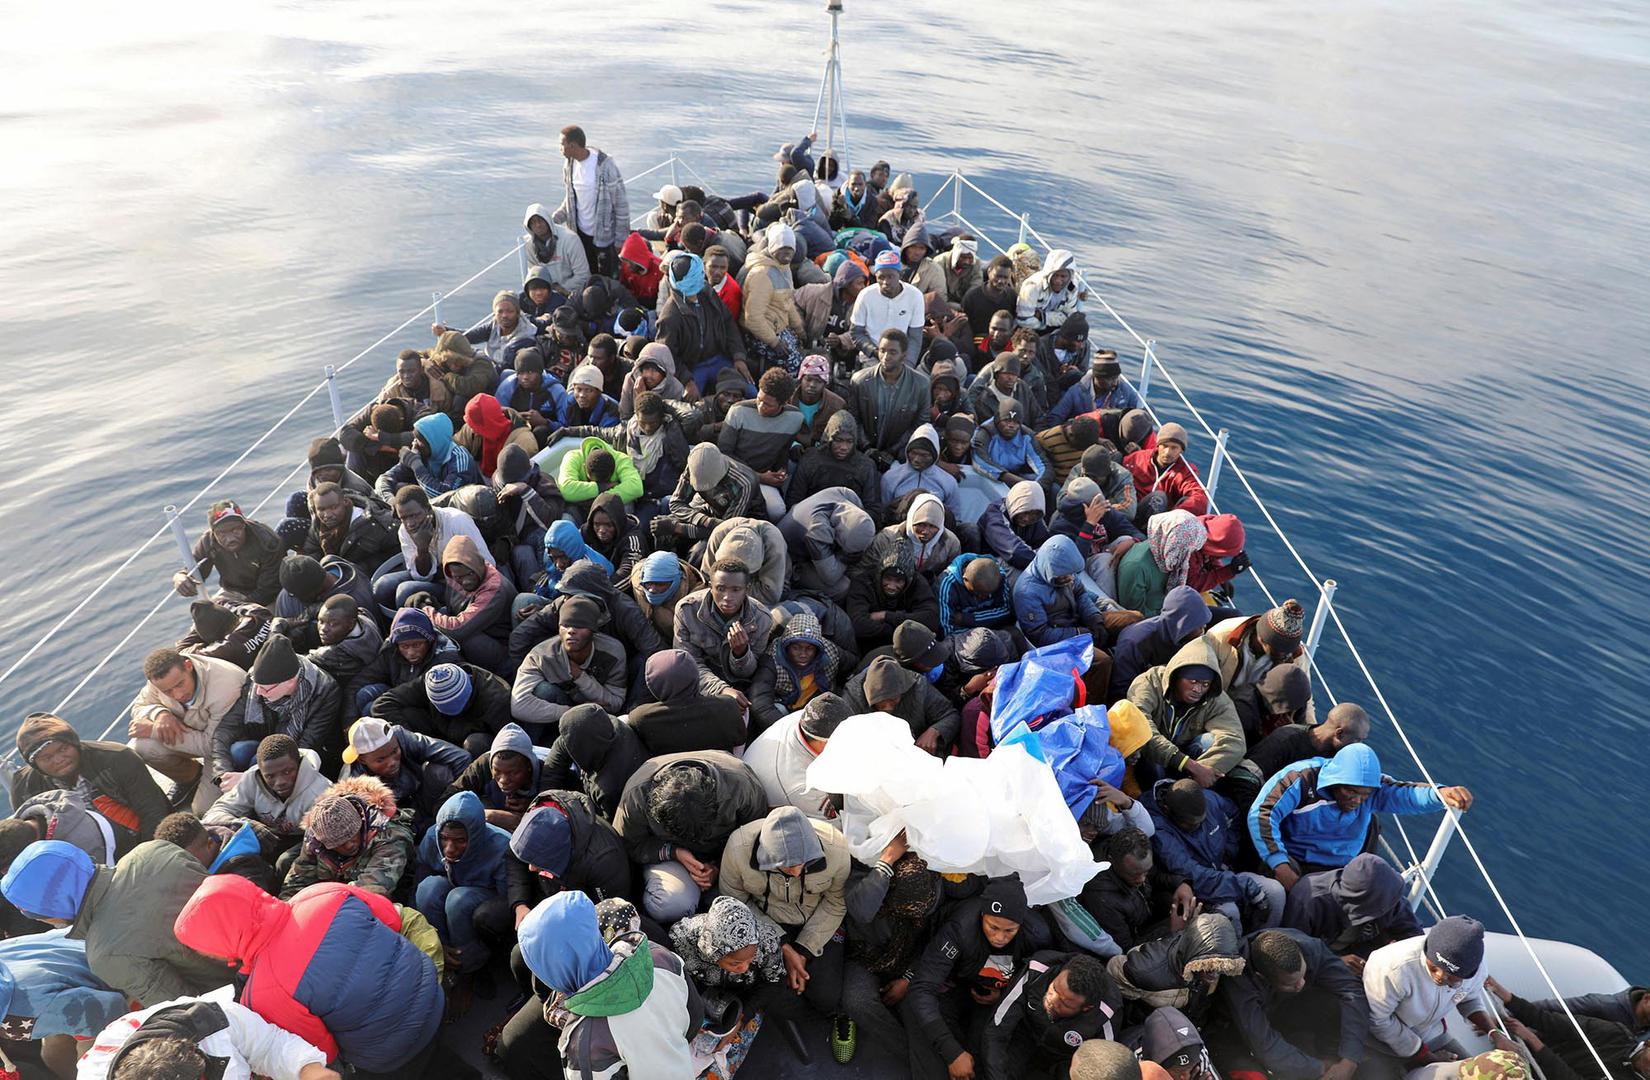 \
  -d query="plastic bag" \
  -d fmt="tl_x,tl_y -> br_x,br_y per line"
1004,705 -> 1126,818
989,635 -> 1095,745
